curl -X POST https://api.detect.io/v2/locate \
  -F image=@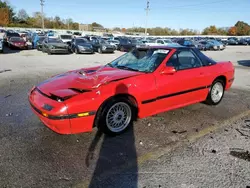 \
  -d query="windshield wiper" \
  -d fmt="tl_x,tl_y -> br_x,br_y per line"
116,65 -> 139,72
